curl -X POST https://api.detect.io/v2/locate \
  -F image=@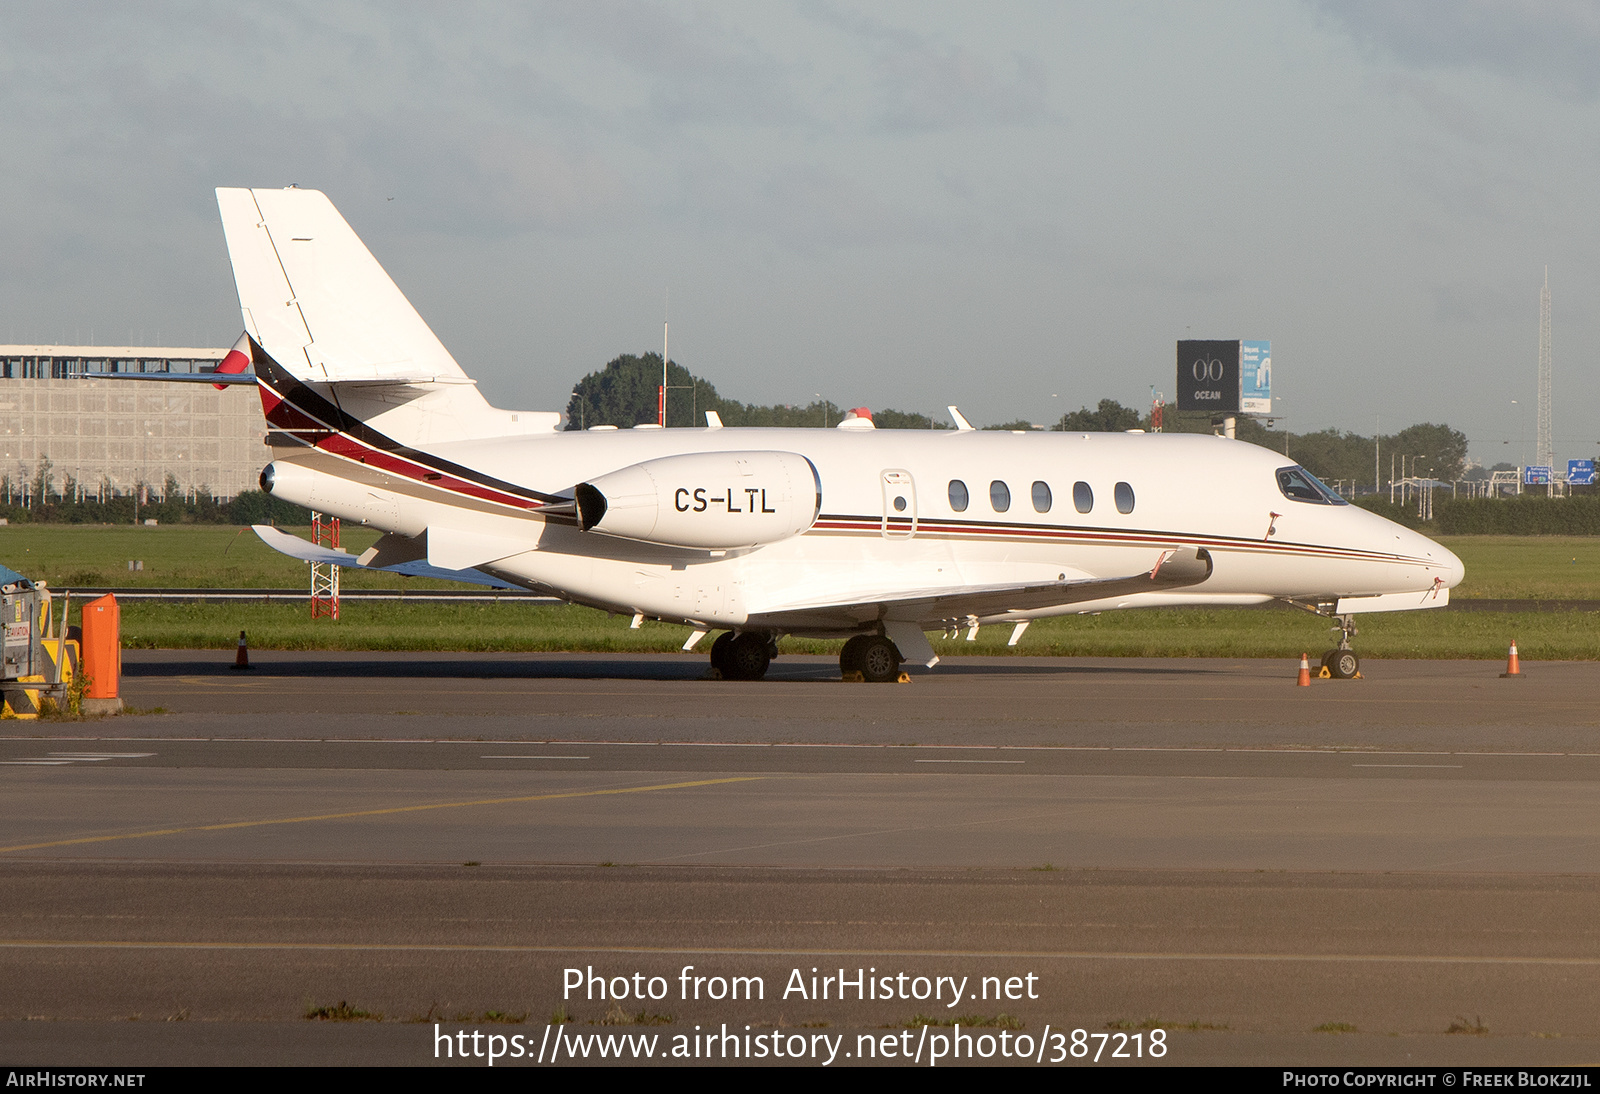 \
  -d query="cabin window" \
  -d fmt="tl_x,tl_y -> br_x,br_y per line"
1276,466 -> 1349,505
990,480 -> 1011,512
948,480 -> 969,512
1114,481 -> 1135,514
1031,481 -> 1052,513
1073,481 -> 1093,514
892,495 -> 907,512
